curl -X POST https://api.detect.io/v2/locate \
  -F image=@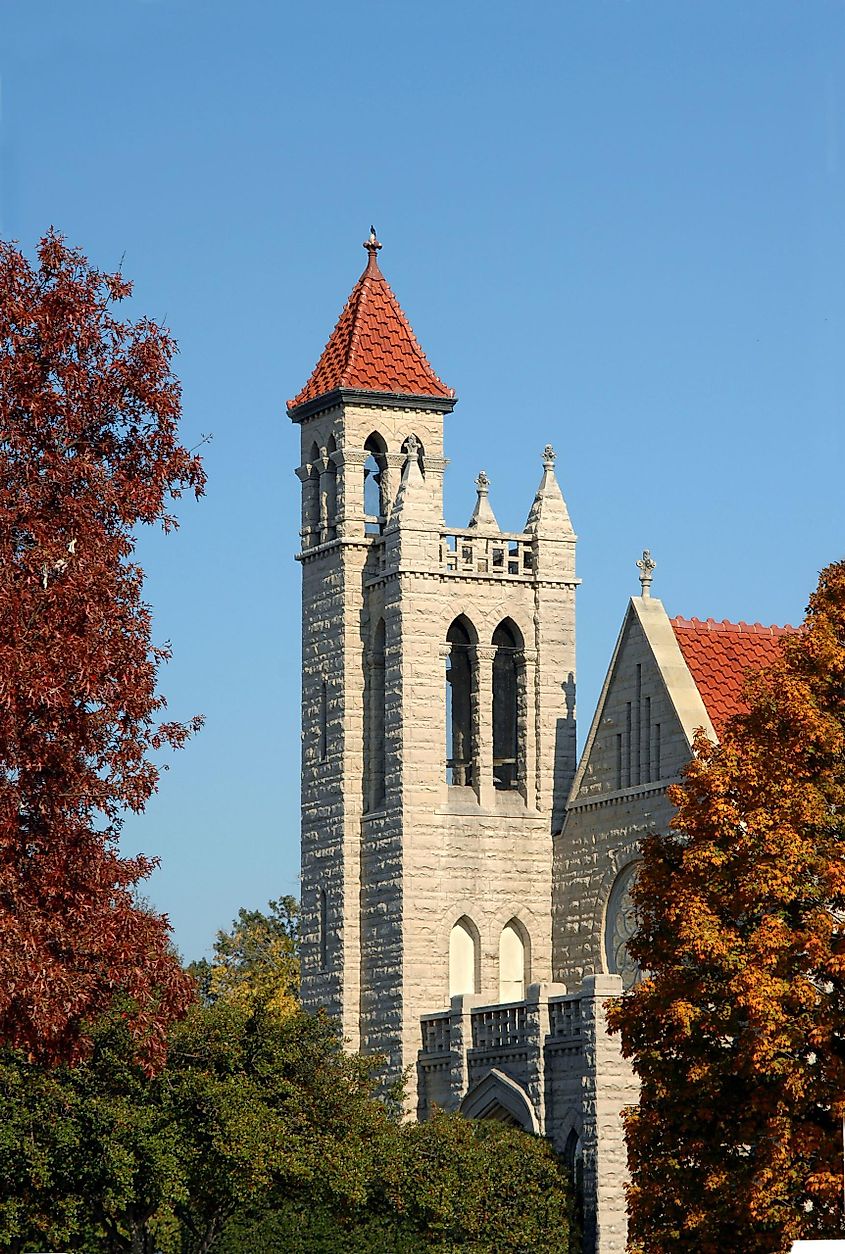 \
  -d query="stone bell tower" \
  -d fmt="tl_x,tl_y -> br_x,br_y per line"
288,233 -> 578,1102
